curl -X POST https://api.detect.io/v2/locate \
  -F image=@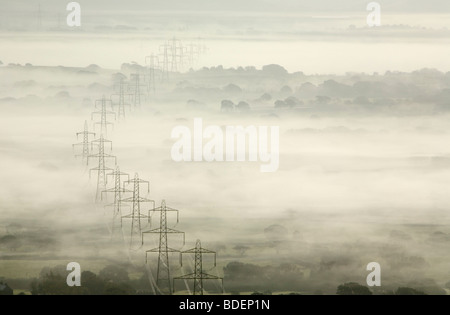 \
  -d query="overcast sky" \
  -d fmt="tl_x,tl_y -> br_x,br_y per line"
2,0 -> 450,13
